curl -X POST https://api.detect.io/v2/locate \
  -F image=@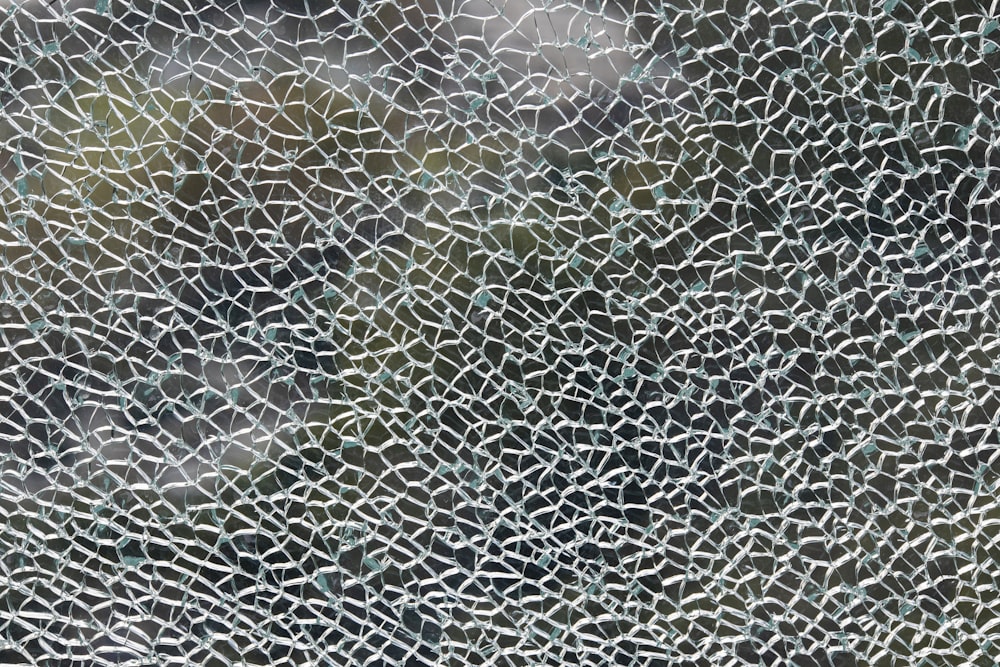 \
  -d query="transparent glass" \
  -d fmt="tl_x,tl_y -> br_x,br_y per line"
0,0 -> 997,664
